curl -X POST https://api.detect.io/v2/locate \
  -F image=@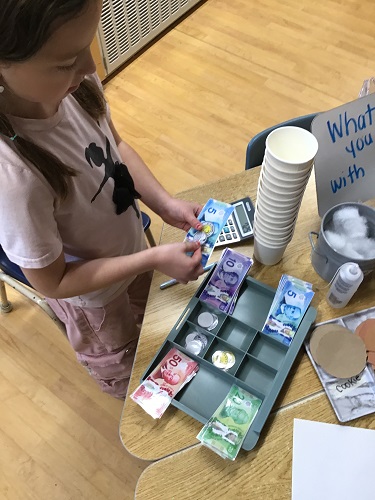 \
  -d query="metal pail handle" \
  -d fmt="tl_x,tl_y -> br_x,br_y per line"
308,231 -> 328,262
